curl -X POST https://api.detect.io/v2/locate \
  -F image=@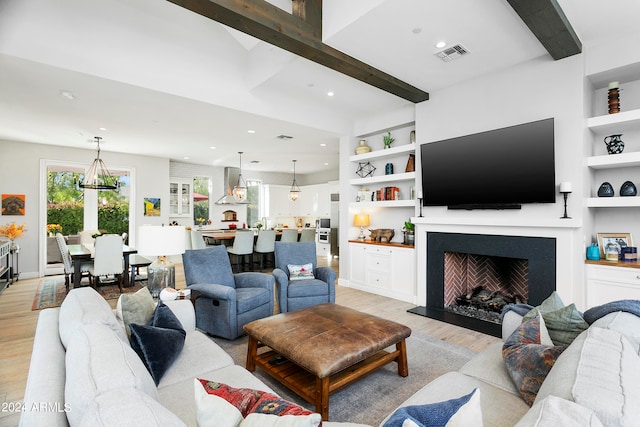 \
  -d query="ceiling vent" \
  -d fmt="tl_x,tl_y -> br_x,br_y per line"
276,135 -> 293,140
435,44 -> 469,62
